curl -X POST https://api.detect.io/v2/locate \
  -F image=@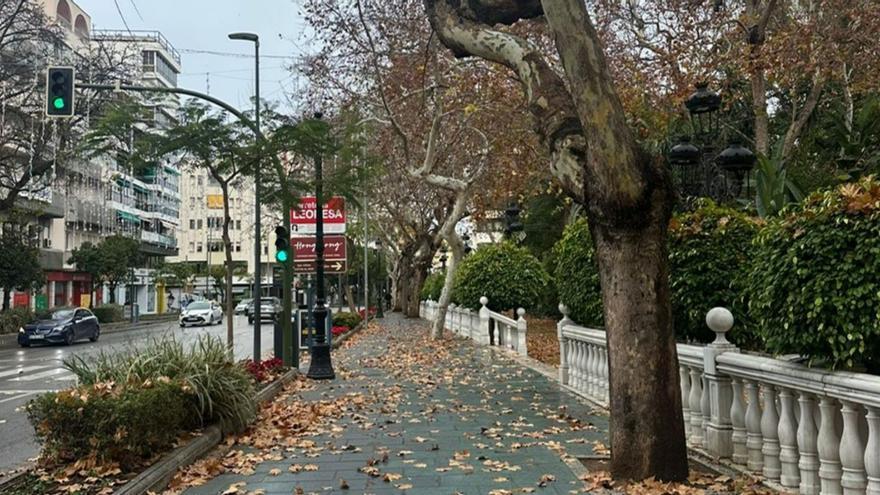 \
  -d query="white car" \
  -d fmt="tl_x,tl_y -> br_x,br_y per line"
234,298 -> 252,315
179,301 -> 223,327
